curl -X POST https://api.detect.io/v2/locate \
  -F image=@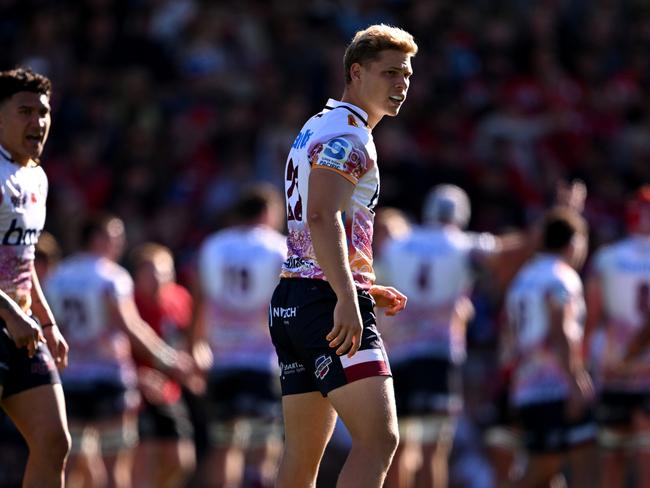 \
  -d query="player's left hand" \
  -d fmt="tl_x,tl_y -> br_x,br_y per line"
43,324 -> 69,370
369,285 -> 407,316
